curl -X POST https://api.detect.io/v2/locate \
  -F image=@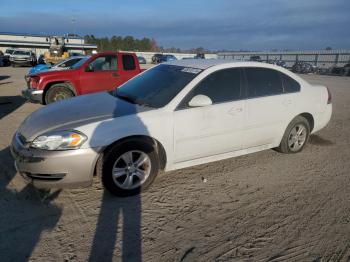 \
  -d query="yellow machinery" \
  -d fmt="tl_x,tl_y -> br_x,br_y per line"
44,36 -> 70,64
